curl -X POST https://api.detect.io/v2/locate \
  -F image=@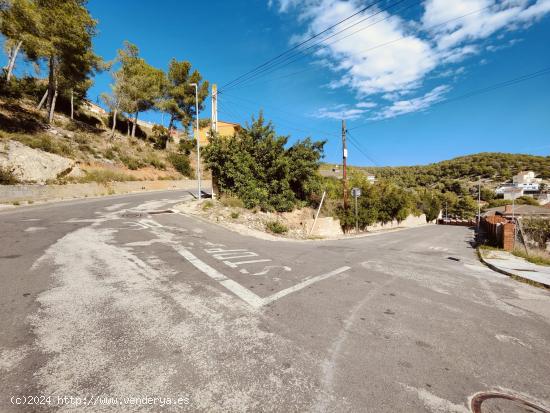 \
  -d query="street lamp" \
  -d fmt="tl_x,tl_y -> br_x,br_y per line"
190,83 -> 201,200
